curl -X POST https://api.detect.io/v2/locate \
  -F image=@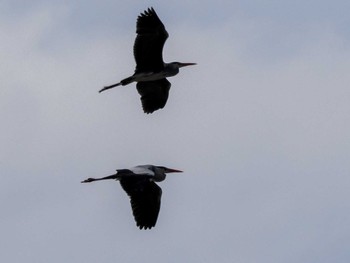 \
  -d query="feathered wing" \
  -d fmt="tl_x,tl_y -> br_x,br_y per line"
136,79 -> 171,114
134,8 -> 169,73
119,177 -> 162,229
